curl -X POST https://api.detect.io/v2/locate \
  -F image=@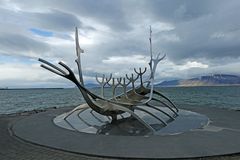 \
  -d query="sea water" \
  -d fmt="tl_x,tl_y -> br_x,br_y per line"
0,86 -> 239,114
